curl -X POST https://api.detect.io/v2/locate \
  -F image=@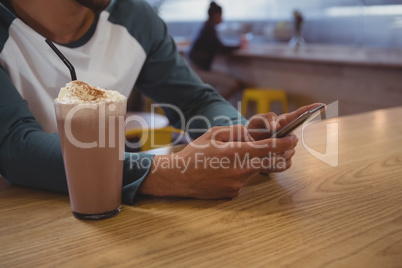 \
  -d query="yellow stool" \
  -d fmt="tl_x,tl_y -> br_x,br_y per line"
241,88 -> 288,117
126,126 -> 184,151
145,97 -> 165,115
